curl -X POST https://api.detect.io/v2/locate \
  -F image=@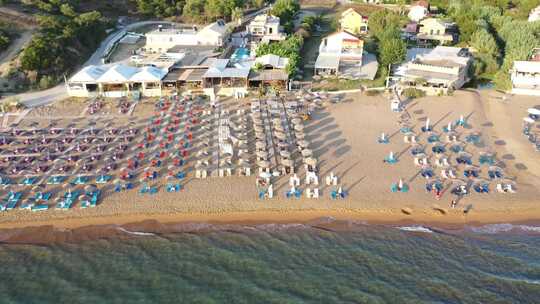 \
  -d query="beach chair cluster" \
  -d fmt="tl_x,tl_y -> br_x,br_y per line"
134,95 -> 199,195
522,108 -> 540,152
381,110 -> 518,200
